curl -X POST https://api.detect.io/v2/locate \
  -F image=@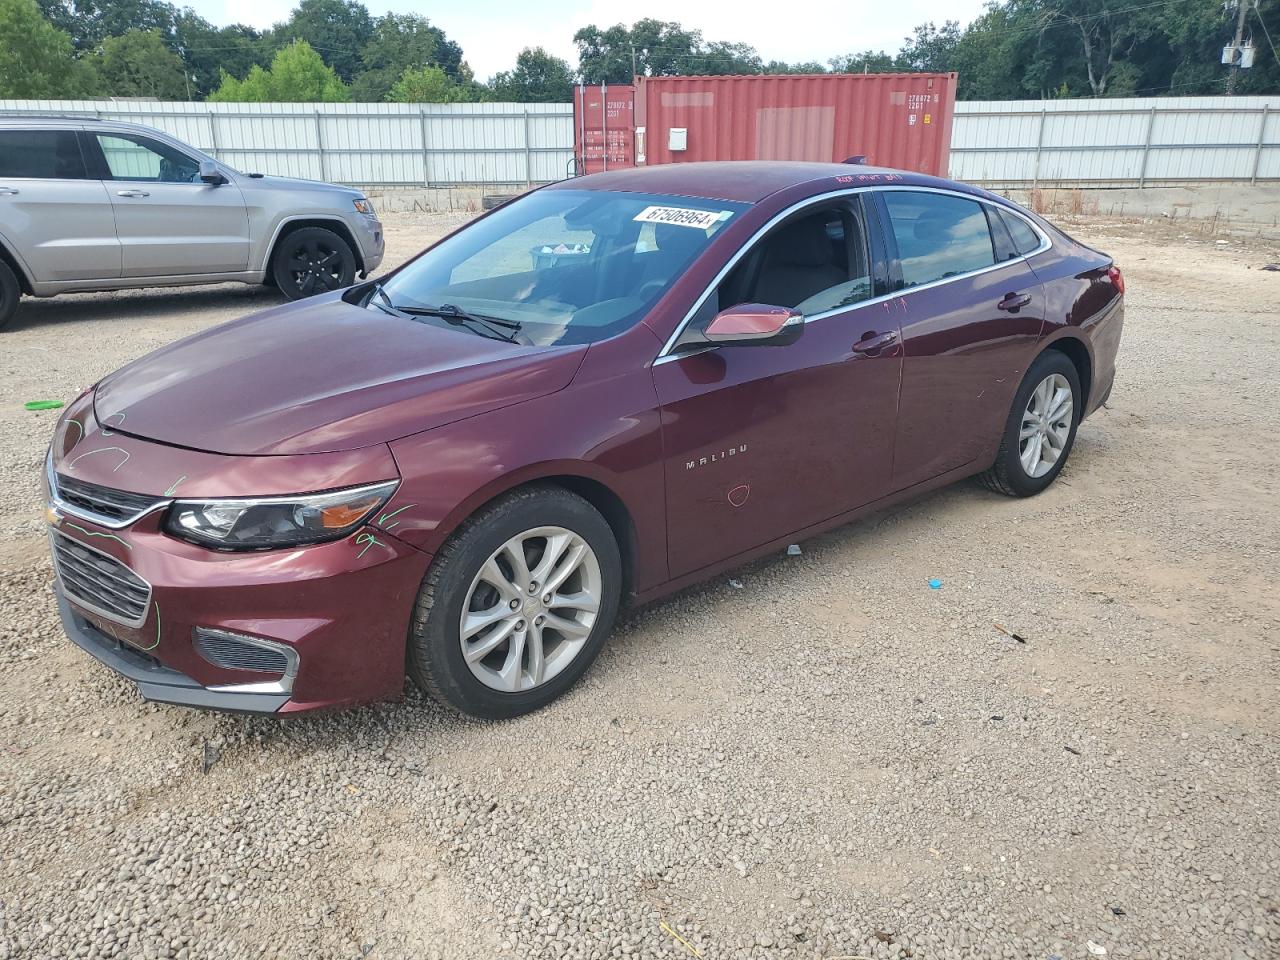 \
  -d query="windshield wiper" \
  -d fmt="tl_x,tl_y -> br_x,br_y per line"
393,303 -> 523,343
368,282 -> 399,317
